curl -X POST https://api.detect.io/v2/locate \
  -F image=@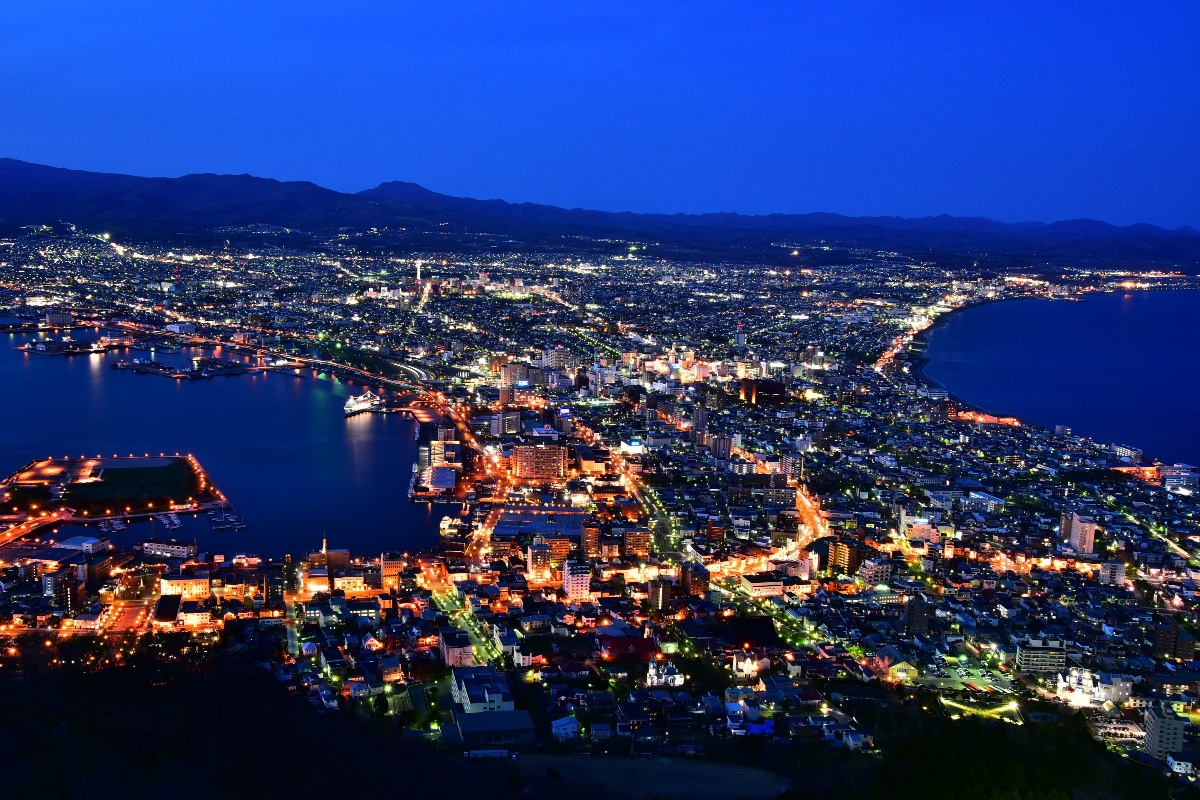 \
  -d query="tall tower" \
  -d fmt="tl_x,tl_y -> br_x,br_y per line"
1062,512 -> 1096,554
